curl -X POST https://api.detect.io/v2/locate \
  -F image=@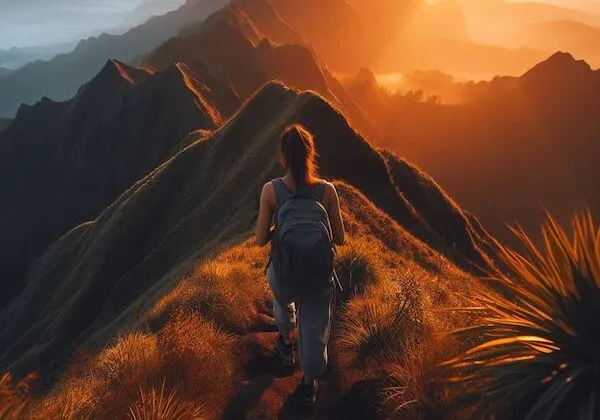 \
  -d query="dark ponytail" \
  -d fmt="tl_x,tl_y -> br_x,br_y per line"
280,125 -> 319,190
